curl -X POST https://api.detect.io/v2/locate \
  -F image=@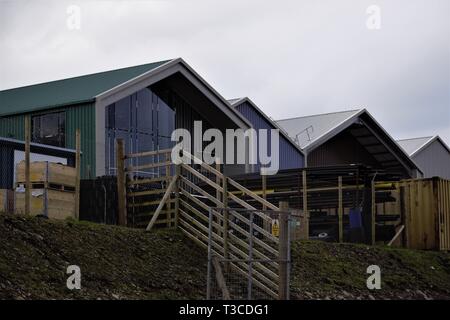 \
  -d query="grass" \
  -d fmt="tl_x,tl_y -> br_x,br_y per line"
1,214 -> 449,300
